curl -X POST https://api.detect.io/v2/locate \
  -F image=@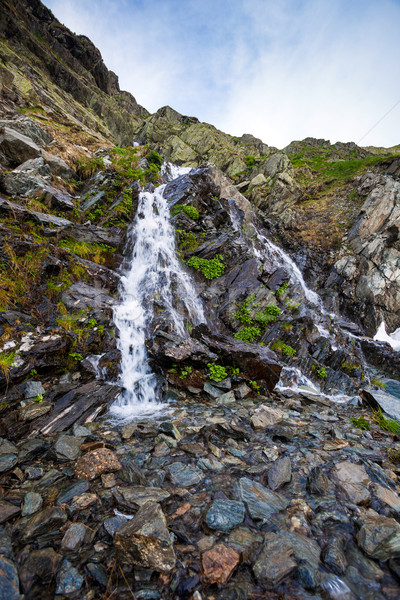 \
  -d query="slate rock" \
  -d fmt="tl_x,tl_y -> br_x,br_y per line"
0,526 -> 12,557
205,499 -> 245,532
253,532 -> 296,585
203,382 -> 222,399
250,405 -> 284,430
114,502 -> 176,572
0,555 -> 23,600
201,543 -> 239,585
0,454 -> 18,473
158,422 -> 181,440
86,562 -> 108,588
19,548 -> 61,596
75,448 -> 121,481
357,510 -> 400,560
234,477 -> 289,520
0,501 -> 20,524
24,466 -> 43,480
61,522 -> 87,551
54,434 -> 82,461
217,390 -> 236,405
114,486 -> 171,510
21,492 -> 43,517
268,456 -> 292,490
0,438 -> 18,455
307,466 -> 330,495
0,126 -> 41,168
18,438 -> 49,461
104,514 -> 131,537
372,483 -> 400,514
0,117 -> 53,147
322,537 -> 347,575
167,462 -> 204,487
56,560 -> 84,595
335,461 -> 371,505
20,506 -> 67,542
